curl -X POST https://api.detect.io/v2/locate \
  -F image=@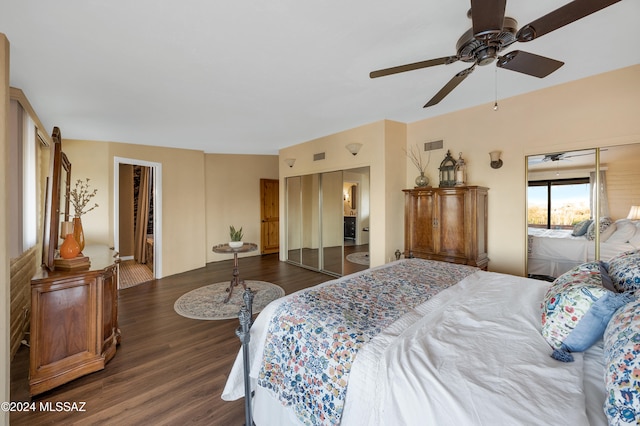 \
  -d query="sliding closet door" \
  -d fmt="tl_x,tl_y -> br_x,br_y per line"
286,176 -> 301,264
321,171 -> 343,275
301,174 -> 320,270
